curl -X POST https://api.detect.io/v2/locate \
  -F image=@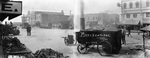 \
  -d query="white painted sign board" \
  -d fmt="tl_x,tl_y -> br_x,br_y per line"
0,1 -> 22,14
